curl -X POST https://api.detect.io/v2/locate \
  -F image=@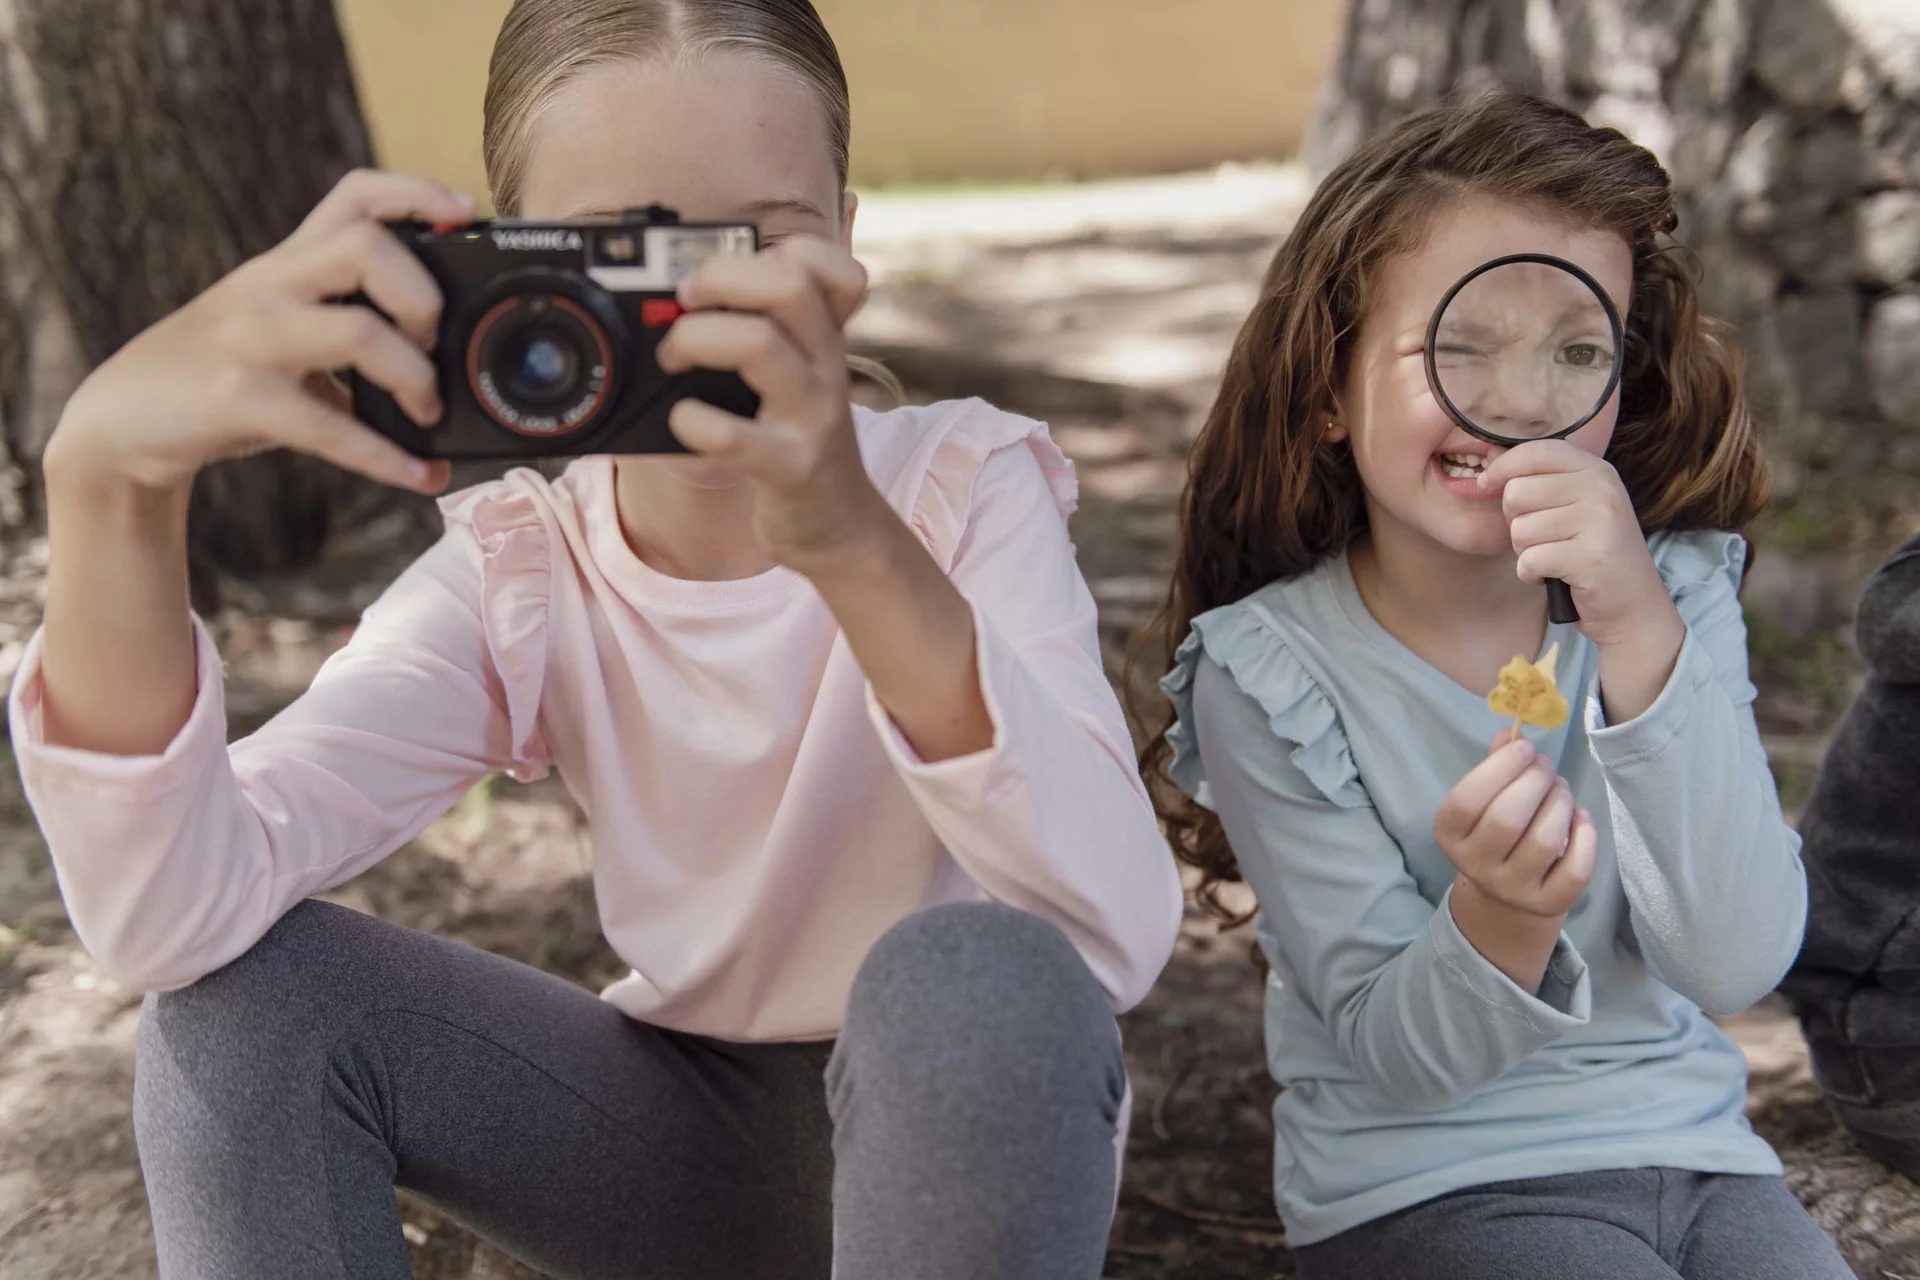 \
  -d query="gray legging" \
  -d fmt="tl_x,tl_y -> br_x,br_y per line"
132,898 -> 1127,1280
1294,1166 -> 1852,1280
